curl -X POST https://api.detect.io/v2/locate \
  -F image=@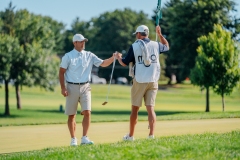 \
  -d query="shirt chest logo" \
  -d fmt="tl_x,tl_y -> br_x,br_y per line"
71,58 -> 79,66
